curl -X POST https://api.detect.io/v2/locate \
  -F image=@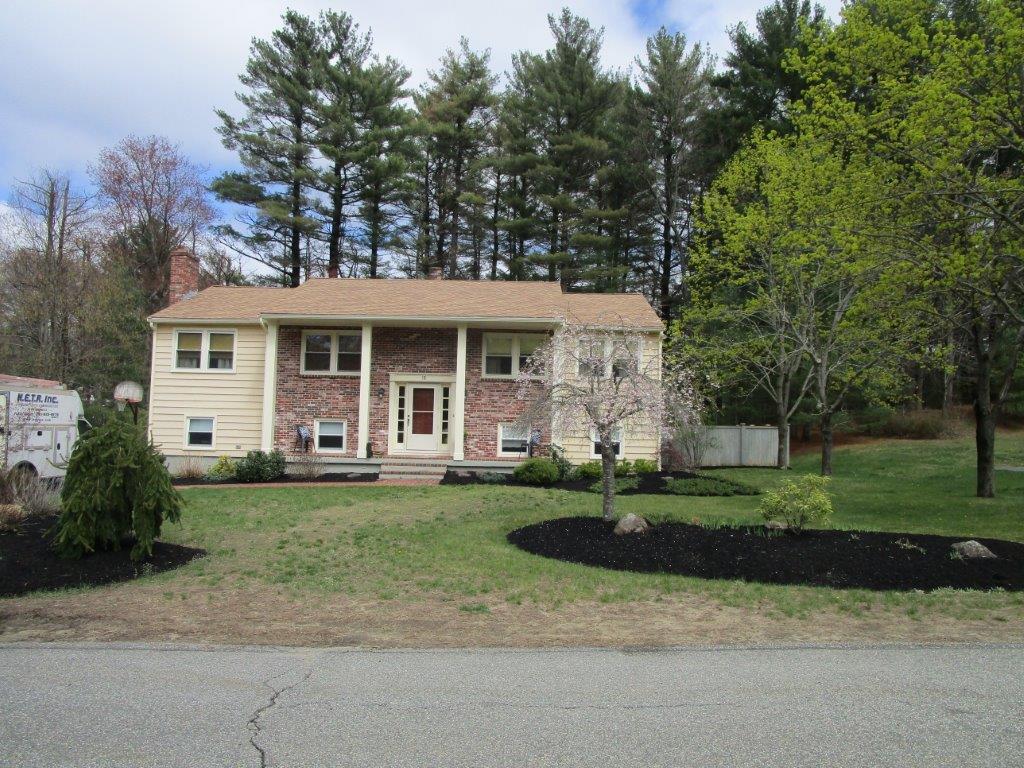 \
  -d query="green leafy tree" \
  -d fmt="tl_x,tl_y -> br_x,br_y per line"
414,39 -> 497,276
635,28 -> 715,318
214,10 -> 323,287
55,418 -> 183,560
793,0 -> 1024,495
314,11 -> 373,278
